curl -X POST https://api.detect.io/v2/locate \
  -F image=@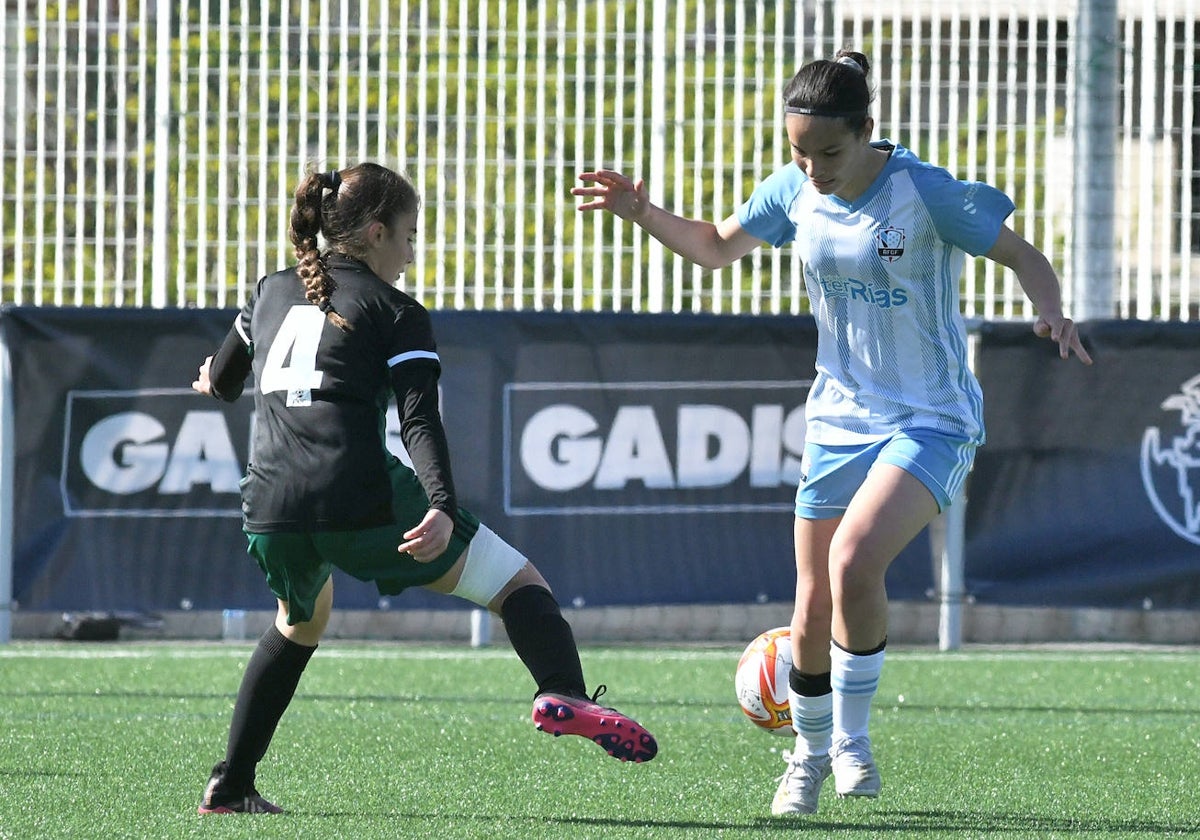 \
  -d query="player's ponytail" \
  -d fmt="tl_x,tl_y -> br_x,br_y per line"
290,169 -> 351,331
289,163 -> 421,332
